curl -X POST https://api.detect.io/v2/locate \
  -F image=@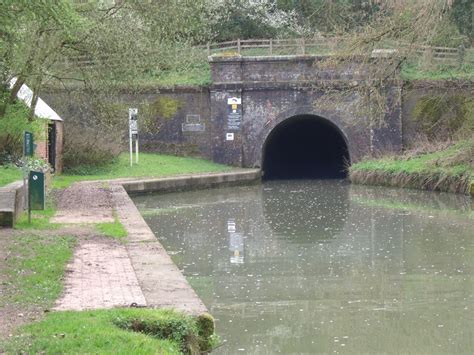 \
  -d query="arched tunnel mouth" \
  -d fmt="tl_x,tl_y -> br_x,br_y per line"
262,115 -> 350,180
